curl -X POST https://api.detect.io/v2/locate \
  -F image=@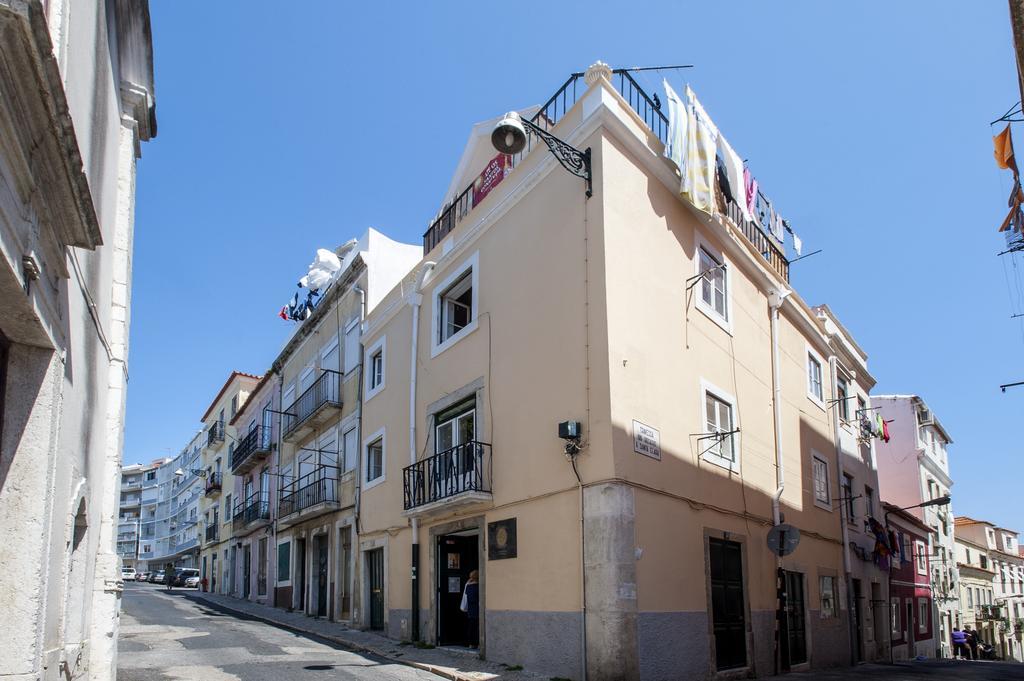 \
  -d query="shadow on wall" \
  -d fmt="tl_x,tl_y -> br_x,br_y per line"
0,343 -> 54,496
